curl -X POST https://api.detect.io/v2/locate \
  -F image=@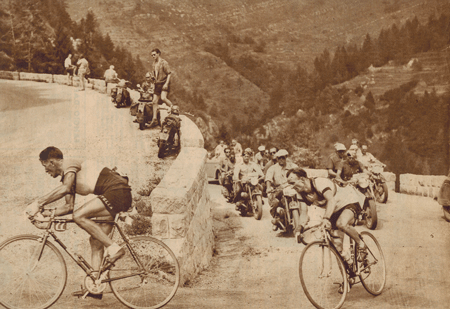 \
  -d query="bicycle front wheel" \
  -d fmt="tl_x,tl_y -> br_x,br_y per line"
0,235 -> 67,309
299,241 -> 348,309
299,241 -> 349,309
109,236 -> 180,309
359,231 -> 386,295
